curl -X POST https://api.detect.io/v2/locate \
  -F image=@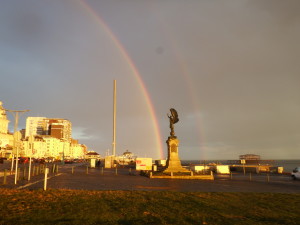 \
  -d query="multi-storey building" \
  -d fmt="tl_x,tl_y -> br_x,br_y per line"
1,106 -> 85,159
44,118 -> 72,141
25,117 -> 72,141
24,117 -> 85,159
25,117 -> 46,137
0,101 -> 9,134
22,136 -> 47,158
0,101 -> 13,157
